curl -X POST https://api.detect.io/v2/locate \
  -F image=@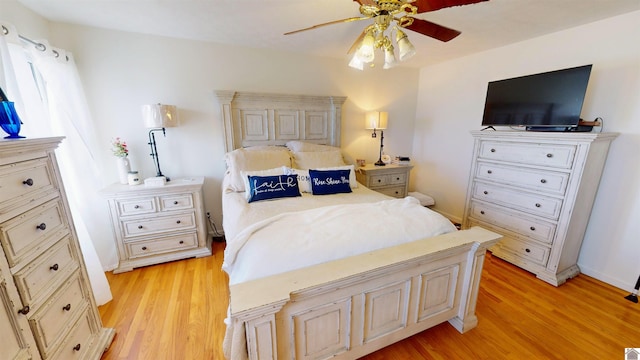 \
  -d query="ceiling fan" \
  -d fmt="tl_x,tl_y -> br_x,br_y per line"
285,0 -> 488,69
